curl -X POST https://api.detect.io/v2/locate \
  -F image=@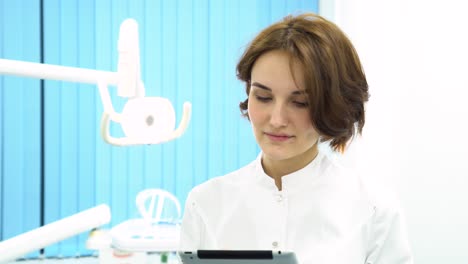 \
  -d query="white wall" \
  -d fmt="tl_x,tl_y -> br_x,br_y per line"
322,0 -> 468,263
